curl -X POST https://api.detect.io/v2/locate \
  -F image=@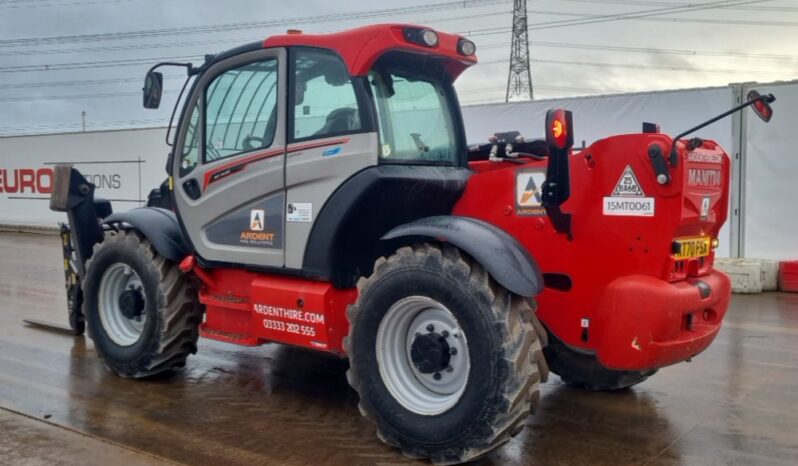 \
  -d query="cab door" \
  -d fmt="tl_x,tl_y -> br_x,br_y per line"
173,48 -> 287,268
283,47 -> 379,268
